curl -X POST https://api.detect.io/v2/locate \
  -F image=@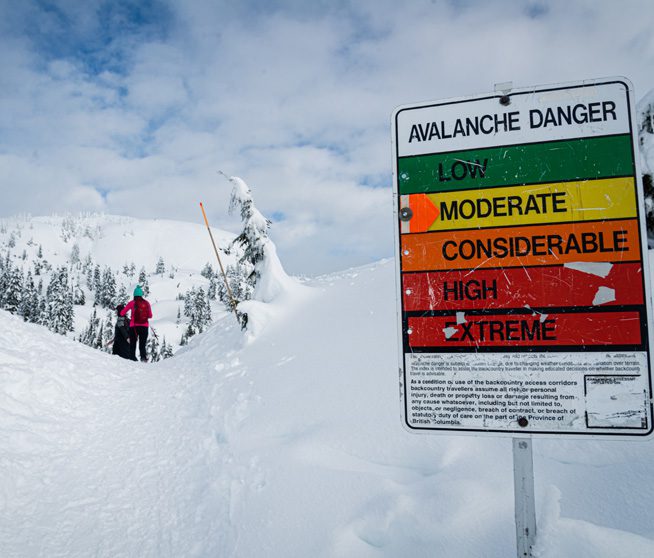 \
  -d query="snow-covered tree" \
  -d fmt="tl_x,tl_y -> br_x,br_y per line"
92,264 -> 101,292
45,267 -> 74,335
1,263 -> 23,314
138,268 -> 150,297
228,177 -> 270,286
82,254 -> 93,273
207,272 -> 217,300
182,286 -> 212,337
200,263 -> 214,279
117,284 -> 129,306
73,282 -> 86,306
221,175 -> 297,328
100,313 -> 114,352
195,287 -> 211,332
160,338 -> 173,359
94,320 -> 106,351
147,335 -> 160,362
217,262 -> 253,311
155,257 -> 166,275
60,216 -> 77,242
79,308 -> 100,347
19,270 -> 40,323
638,91 -> 654,237
70,243 -> 80,266
37,297 -> 47,325
179,330 -> 189,346
227,175 -> 294,310
100,267 -> 116,309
